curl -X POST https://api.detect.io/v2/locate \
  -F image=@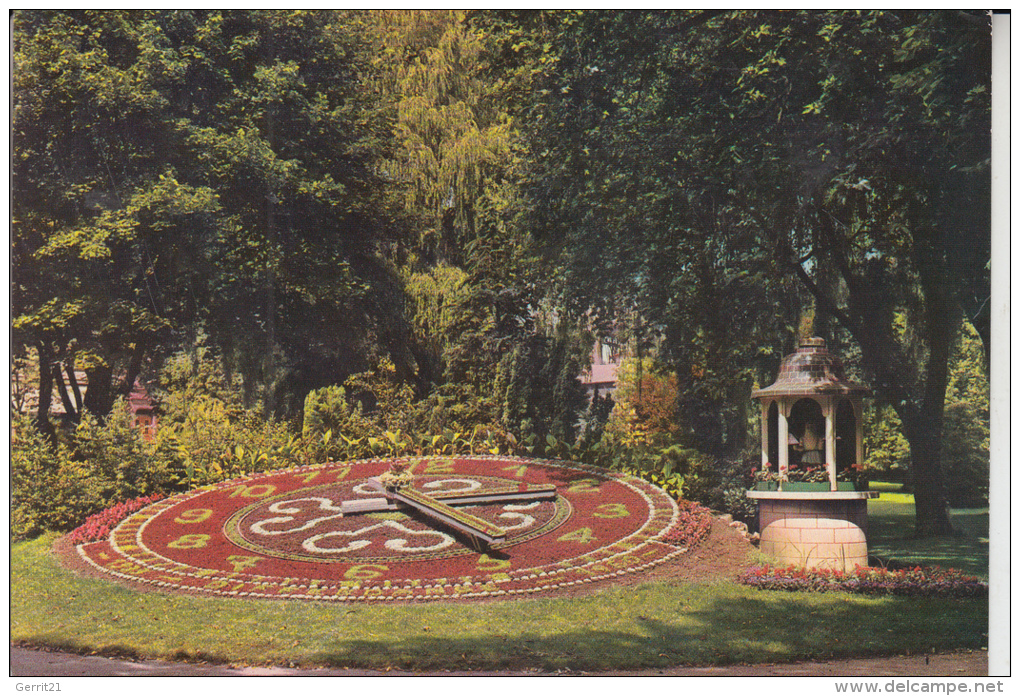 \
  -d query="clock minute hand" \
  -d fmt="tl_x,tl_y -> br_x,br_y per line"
365,478 -> 508,549
338,482 -> 557,516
